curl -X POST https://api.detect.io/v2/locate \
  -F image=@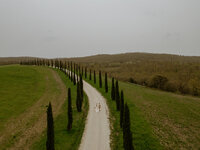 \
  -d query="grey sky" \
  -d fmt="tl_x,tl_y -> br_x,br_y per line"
0,0 -> 200,58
